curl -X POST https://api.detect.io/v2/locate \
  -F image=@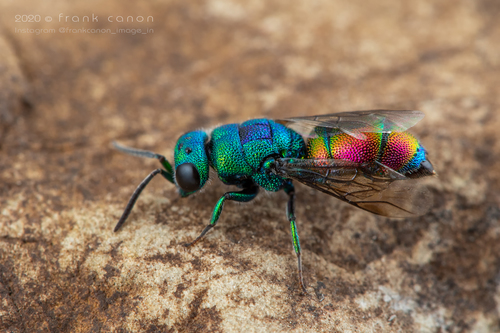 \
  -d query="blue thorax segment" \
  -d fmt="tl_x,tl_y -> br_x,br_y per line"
239,119 -> 272,144
239,119 -> 275,172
